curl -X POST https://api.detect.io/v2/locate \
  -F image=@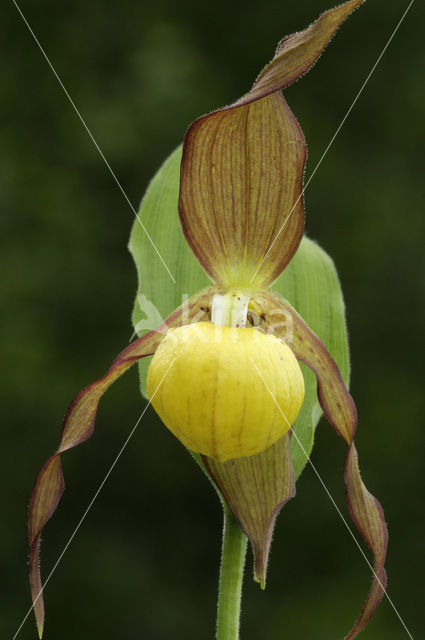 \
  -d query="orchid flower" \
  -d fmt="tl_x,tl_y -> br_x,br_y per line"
28,1 -> 388,638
